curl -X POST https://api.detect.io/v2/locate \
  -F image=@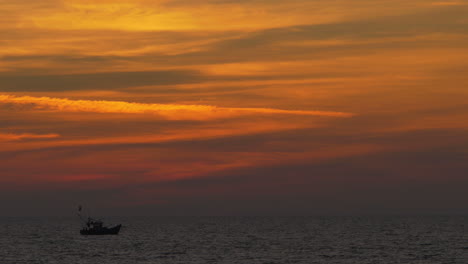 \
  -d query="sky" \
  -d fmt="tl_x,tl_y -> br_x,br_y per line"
1,0 -> 468,216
